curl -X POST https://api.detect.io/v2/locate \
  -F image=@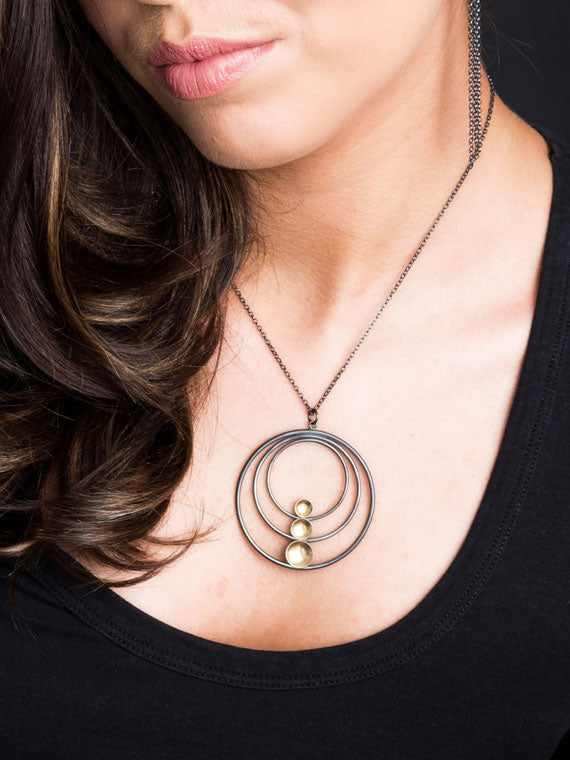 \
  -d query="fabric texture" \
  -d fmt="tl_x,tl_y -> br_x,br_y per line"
1,123 -> 569,759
